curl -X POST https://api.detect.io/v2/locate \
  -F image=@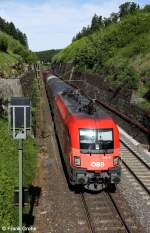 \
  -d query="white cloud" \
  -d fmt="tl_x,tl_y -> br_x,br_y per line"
0,0 -> 142,51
